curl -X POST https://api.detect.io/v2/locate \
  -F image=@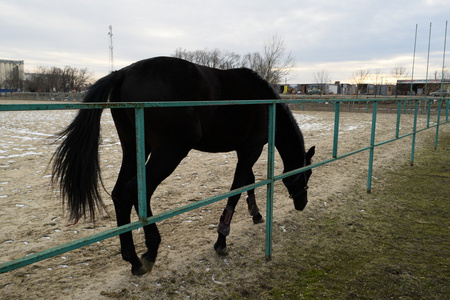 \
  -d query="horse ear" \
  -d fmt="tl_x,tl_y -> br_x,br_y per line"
306,146 -> 315,160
